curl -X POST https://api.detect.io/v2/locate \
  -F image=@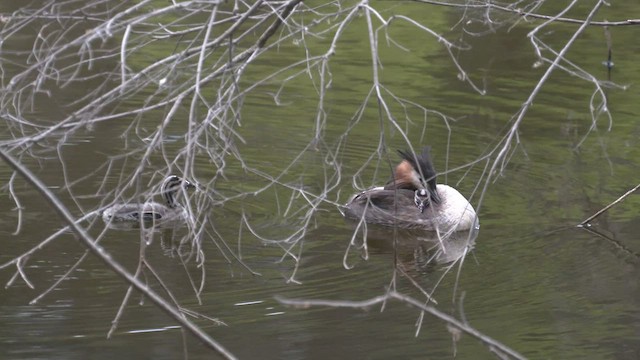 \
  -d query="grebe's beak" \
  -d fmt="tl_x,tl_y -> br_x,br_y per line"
181,179 -> 197,192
